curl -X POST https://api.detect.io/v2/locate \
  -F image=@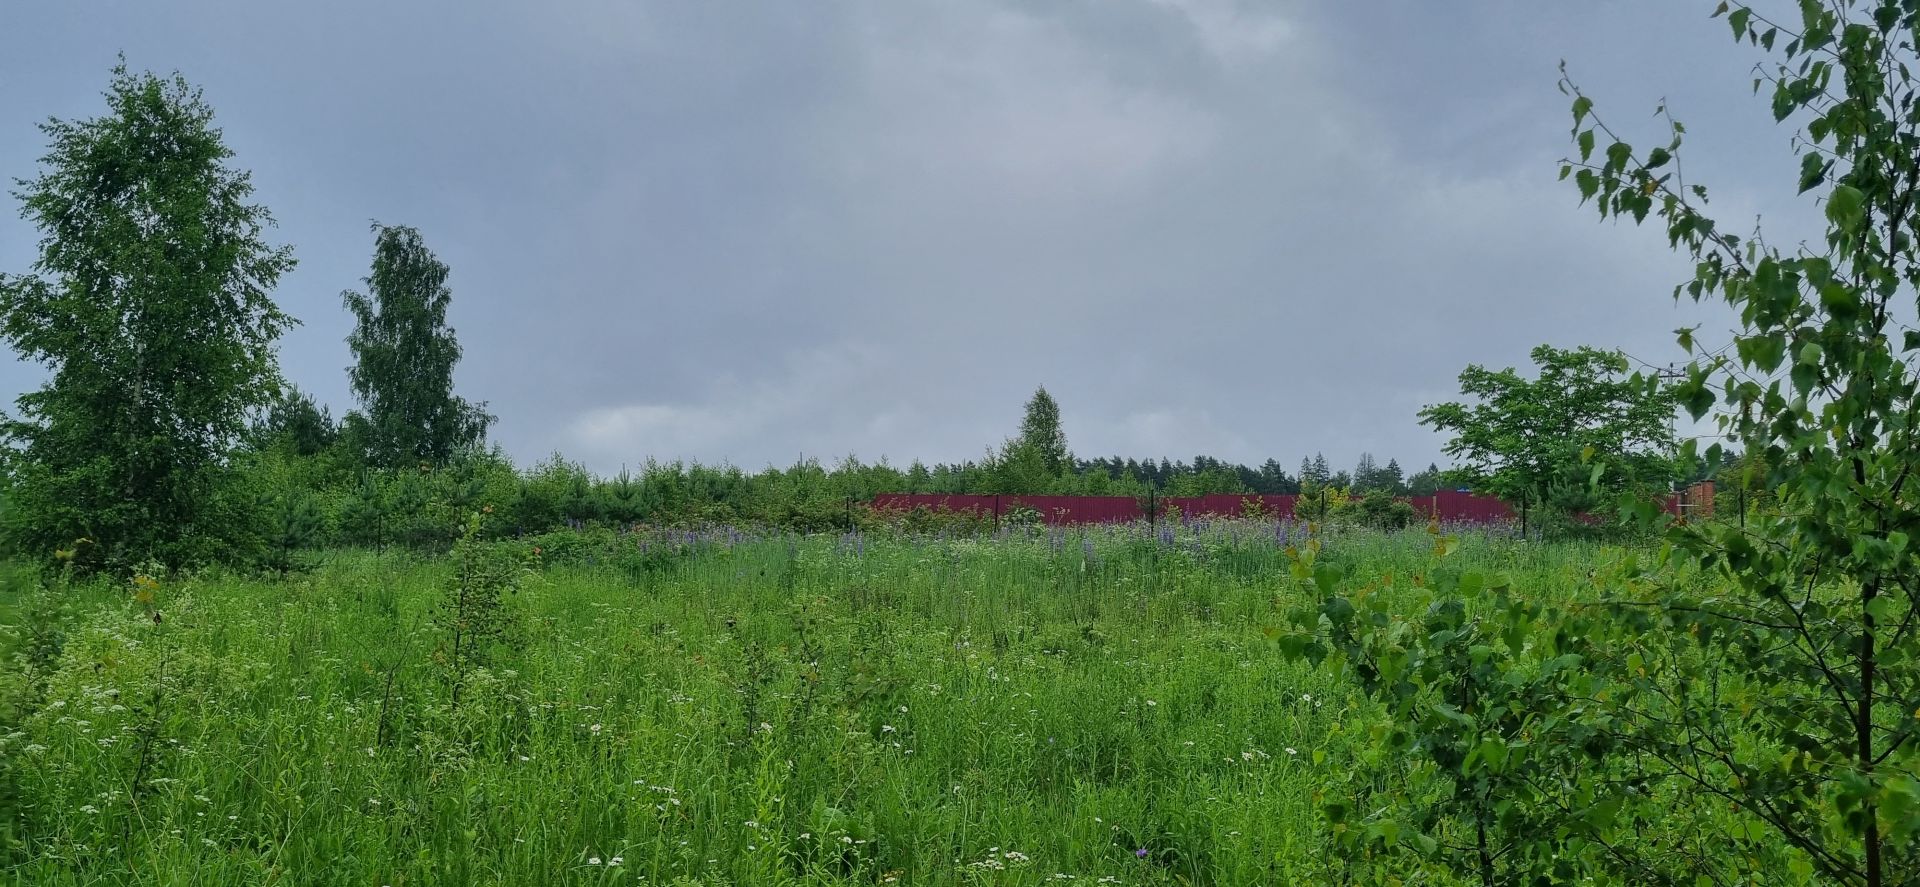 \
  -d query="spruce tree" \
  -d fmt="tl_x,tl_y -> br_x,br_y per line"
1354,452 -> 1379,492
1380,458 -> 1406,495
